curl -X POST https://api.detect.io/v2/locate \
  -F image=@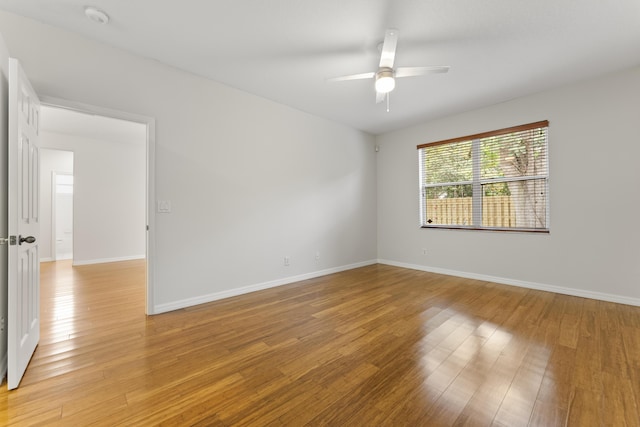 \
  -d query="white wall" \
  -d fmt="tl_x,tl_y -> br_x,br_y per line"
39,131 -> 146,265
0,29 -> 10,378
377,66 -> 640,304
0,11 -> 378,312
39,148 -> 73,261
